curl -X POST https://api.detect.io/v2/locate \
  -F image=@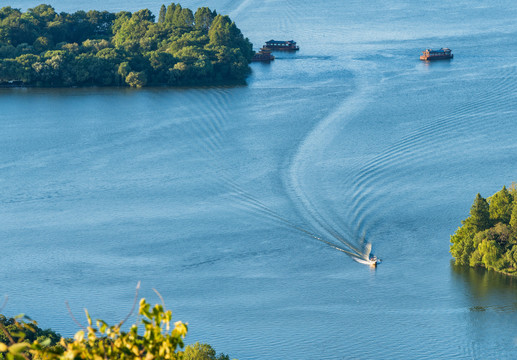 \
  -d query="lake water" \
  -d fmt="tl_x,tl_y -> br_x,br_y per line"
2,0 -> 517,359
